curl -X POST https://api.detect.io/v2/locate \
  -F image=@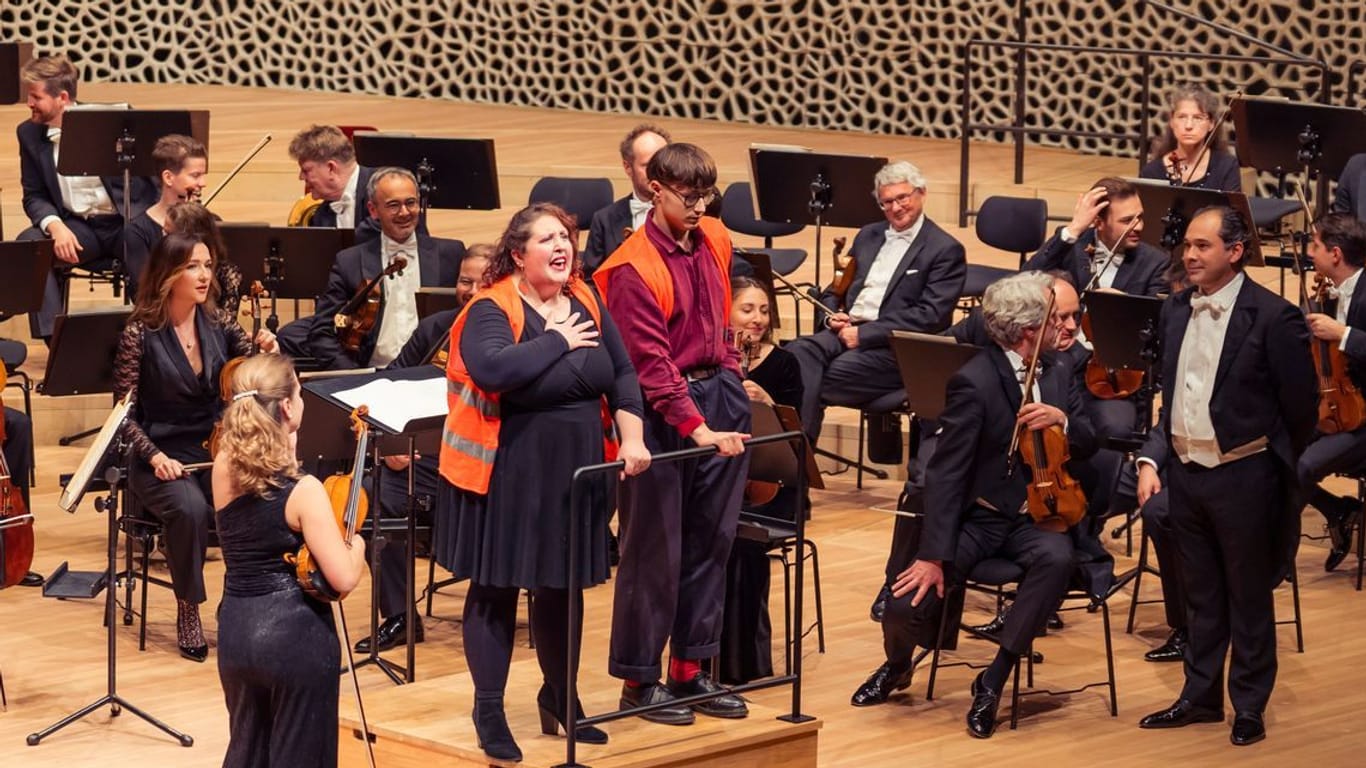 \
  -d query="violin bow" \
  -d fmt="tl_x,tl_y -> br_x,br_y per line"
1006,287 -> 1058,473
1180,91 -> 1242,187
202,134 -> 273,208
1082,215 -> 1144,293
